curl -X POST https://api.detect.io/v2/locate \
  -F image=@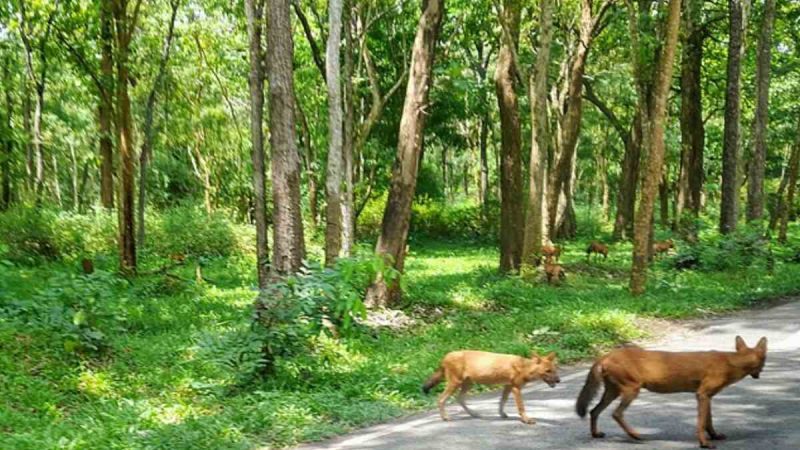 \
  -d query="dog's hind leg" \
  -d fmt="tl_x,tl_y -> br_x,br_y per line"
590,384 -> 619,438
612,386 -> 642,440
498,385 -> 512,418
438,380 -> 460,421
457,381 -> 479,417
